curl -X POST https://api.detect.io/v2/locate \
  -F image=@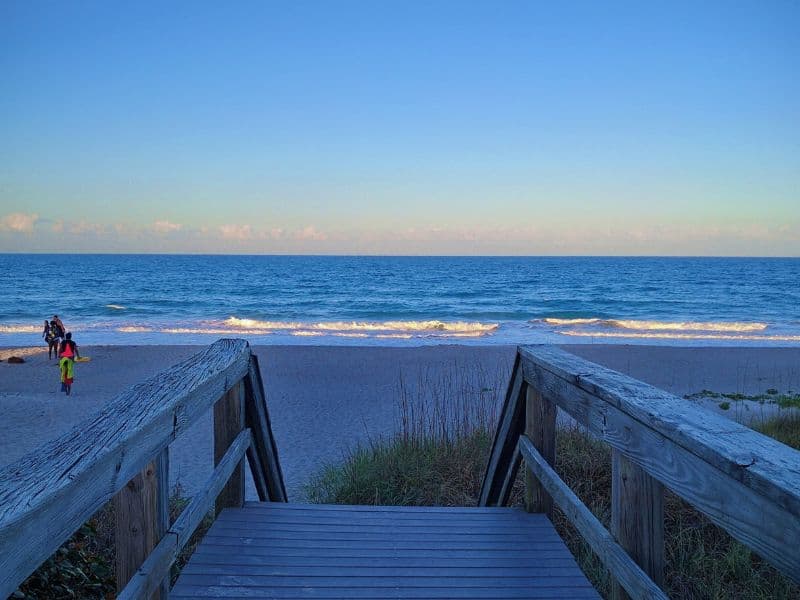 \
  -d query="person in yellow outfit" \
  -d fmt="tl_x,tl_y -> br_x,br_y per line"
58,332 -> 81,396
